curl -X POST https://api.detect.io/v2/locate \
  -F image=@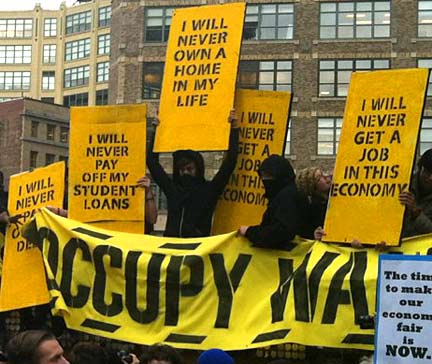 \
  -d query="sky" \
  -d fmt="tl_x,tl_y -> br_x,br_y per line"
0,0 -> 77,11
